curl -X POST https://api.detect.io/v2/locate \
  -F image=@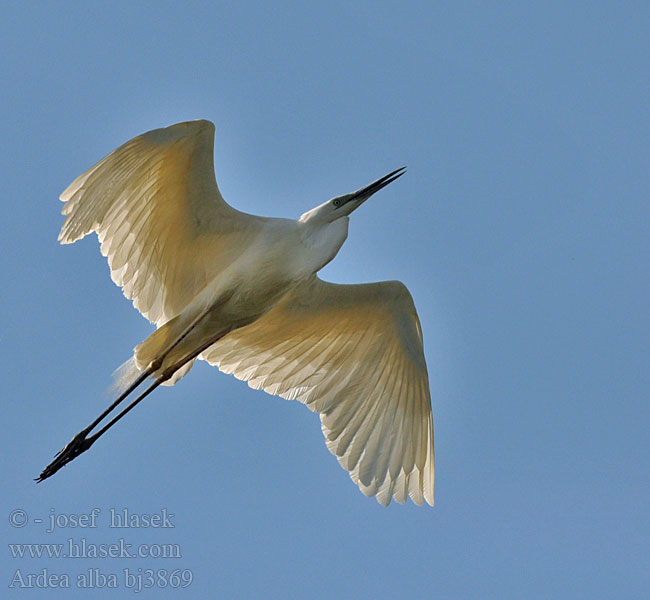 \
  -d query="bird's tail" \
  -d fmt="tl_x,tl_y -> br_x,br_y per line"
109,356 -> 144,397
134,318 -> 178,371
111,315 -> 198,393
